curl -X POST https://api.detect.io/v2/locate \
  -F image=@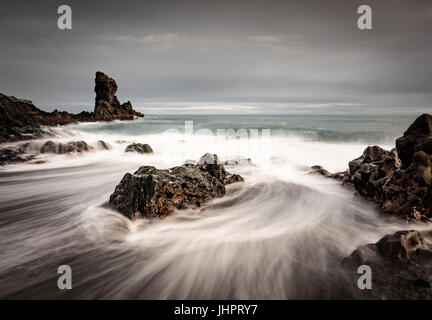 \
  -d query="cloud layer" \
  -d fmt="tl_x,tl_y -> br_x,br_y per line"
0,0 -> 431,114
